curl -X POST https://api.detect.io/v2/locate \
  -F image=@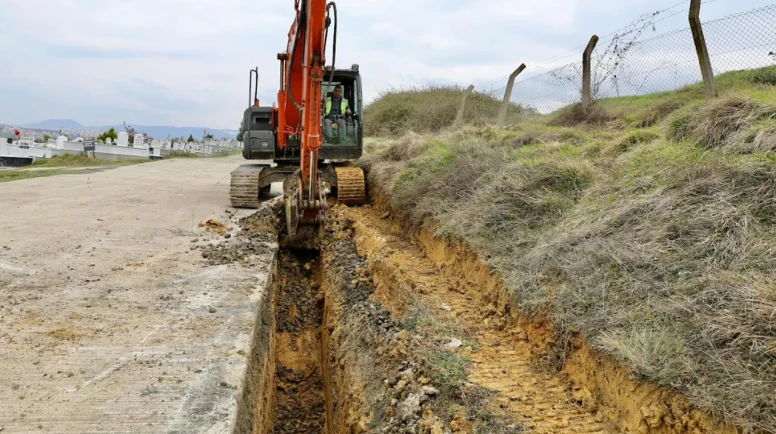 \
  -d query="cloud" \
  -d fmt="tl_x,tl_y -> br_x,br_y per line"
0,0 -> 771,129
